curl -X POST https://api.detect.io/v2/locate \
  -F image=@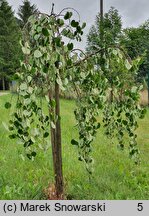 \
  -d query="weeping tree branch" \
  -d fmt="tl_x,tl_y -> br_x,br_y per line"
67,45 -> 132,70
